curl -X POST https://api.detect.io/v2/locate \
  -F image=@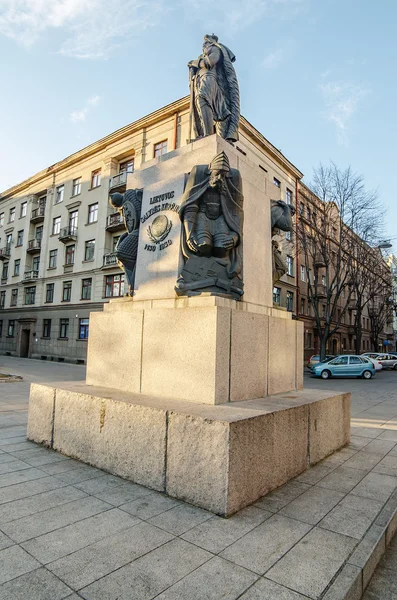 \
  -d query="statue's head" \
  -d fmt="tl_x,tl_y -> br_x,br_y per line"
109,192 -> 124,208
203,33 -> 218,52
209,151 -> 230,190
